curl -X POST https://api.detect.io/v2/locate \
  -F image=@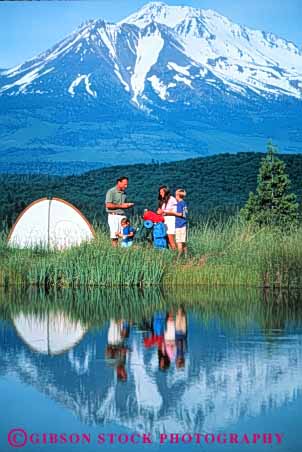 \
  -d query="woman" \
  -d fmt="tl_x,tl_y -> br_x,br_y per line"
157,185 -> 177,249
